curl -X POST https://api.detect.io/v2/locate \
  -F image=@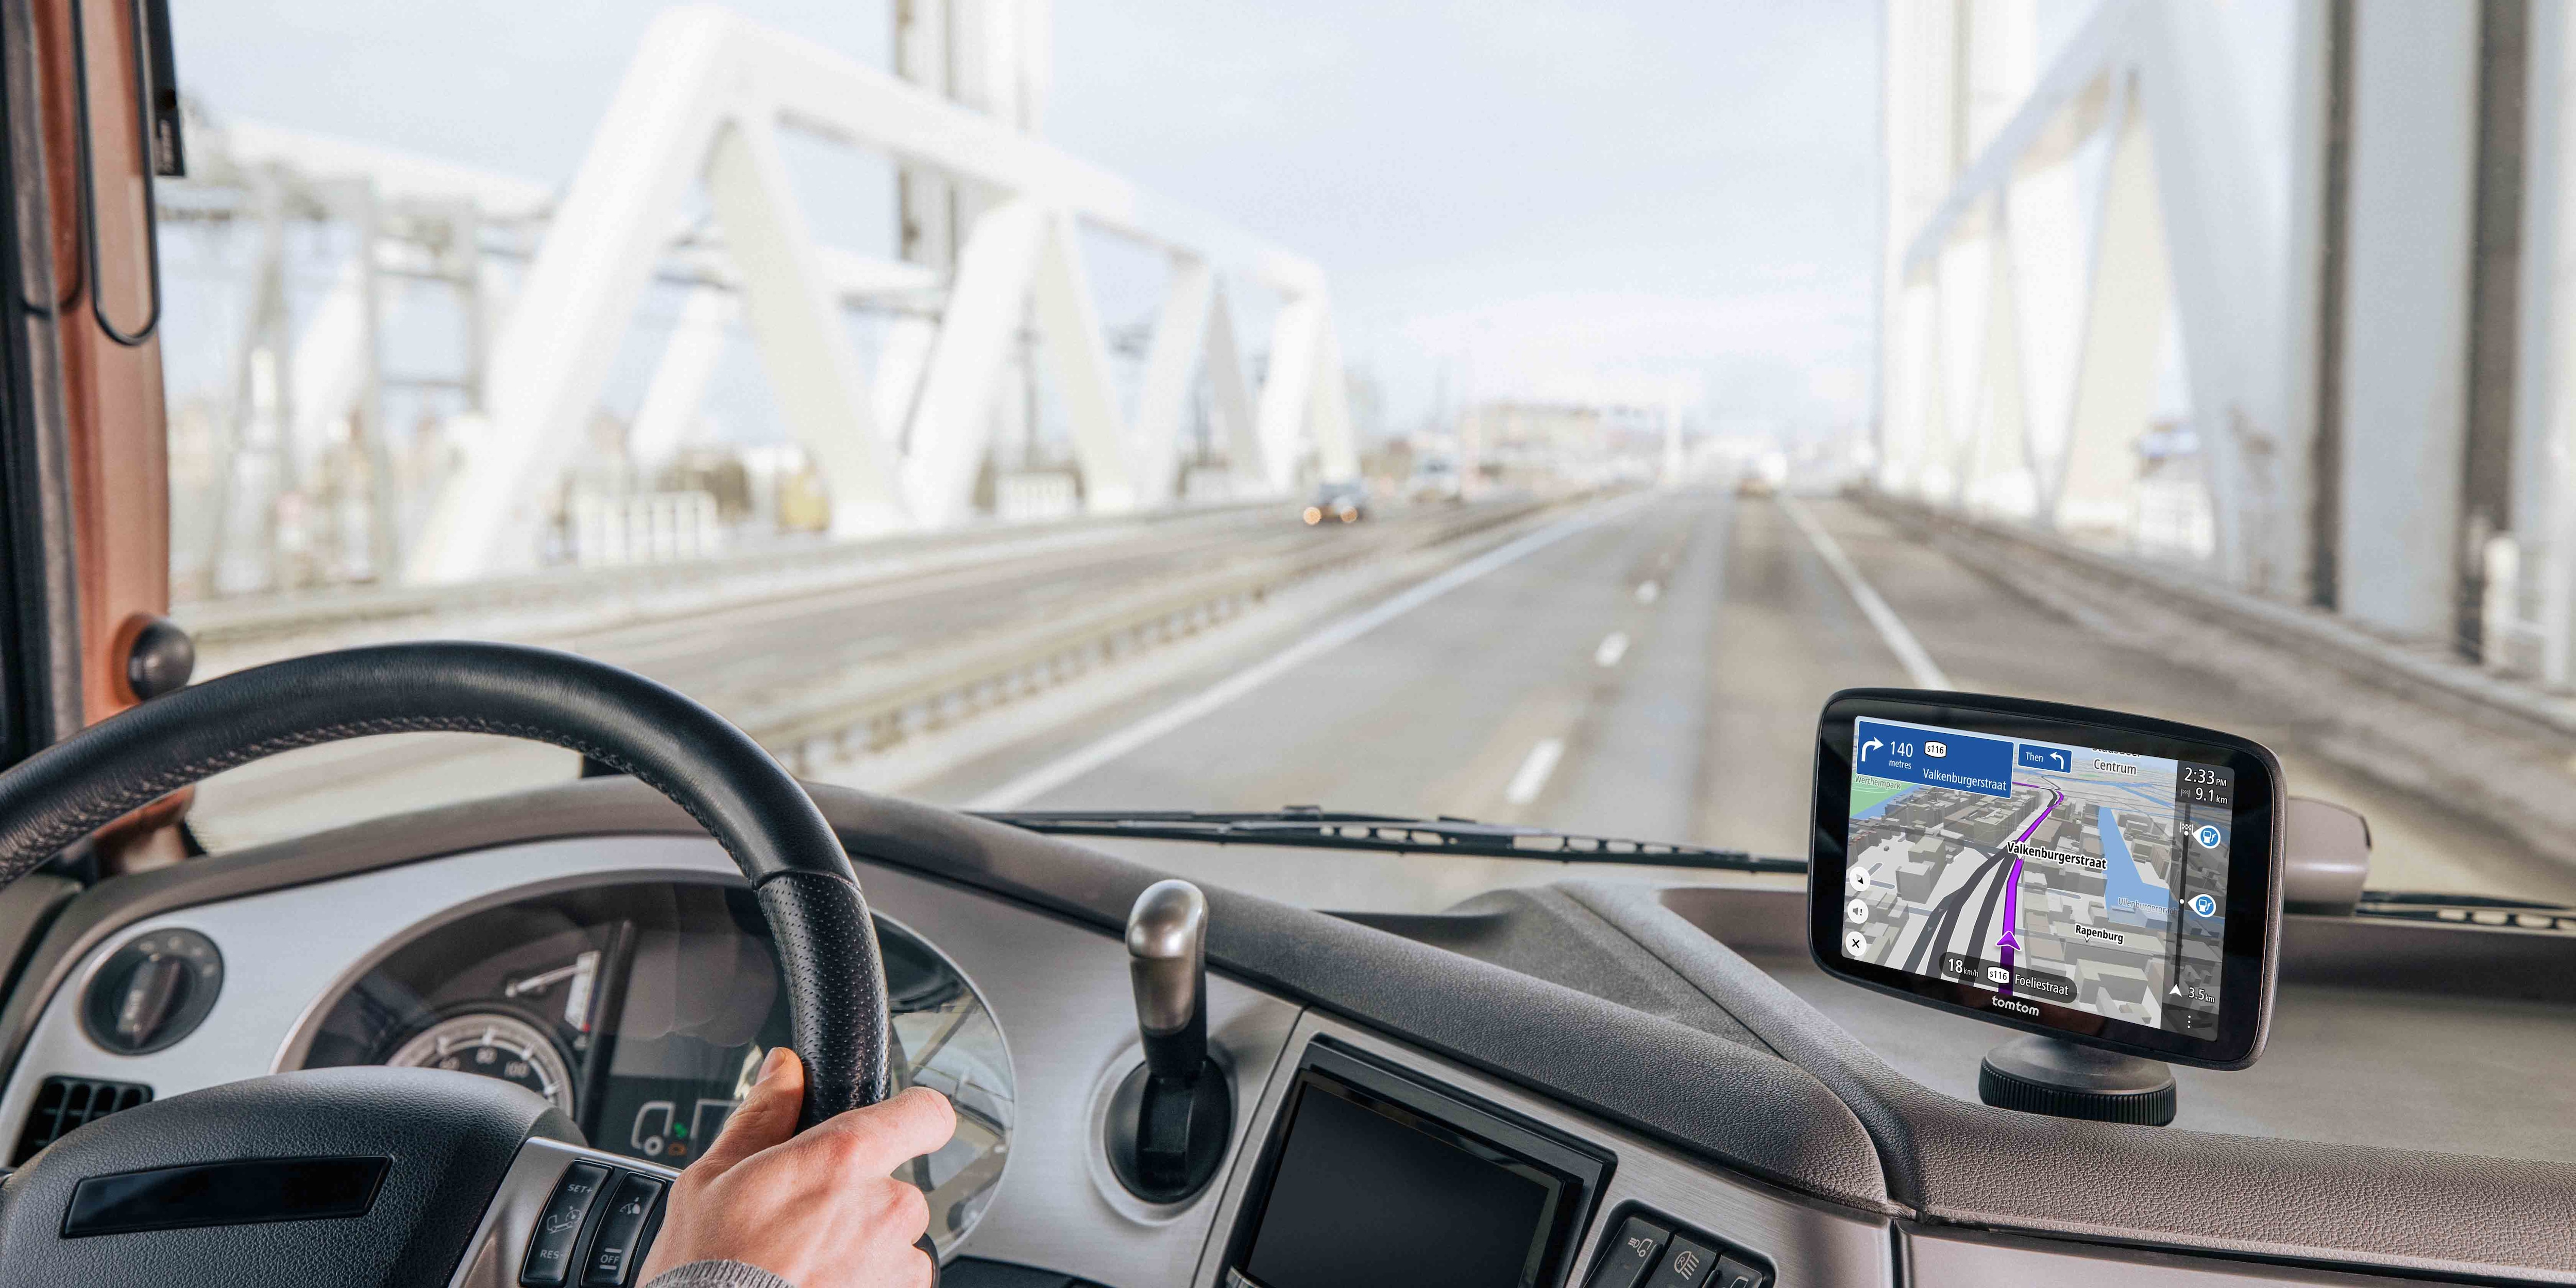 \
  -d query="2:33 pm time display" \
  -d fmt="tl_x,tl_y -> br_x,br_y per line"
2180,765 -> 2231,806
